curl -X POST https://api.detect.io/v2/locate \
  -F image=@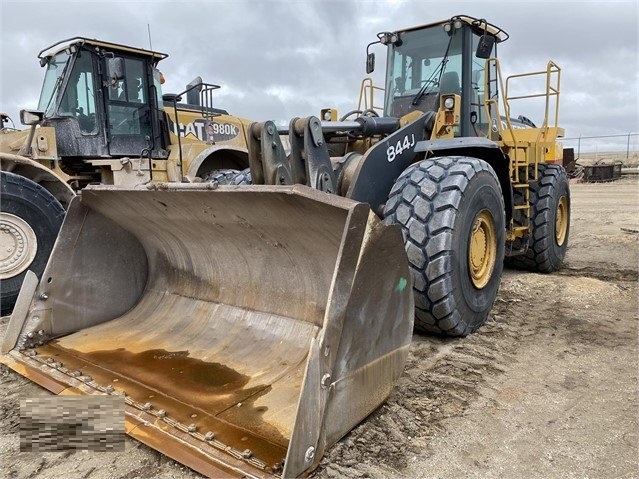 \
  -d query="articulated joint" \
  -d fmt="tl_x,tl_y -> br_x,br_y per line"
248,117 -> 338,194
